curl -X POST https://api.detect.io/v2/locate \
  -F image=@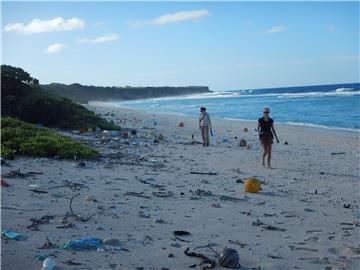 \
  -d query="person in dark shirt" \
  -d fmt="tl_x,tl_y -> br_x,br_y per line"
257,107 -> 279,169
